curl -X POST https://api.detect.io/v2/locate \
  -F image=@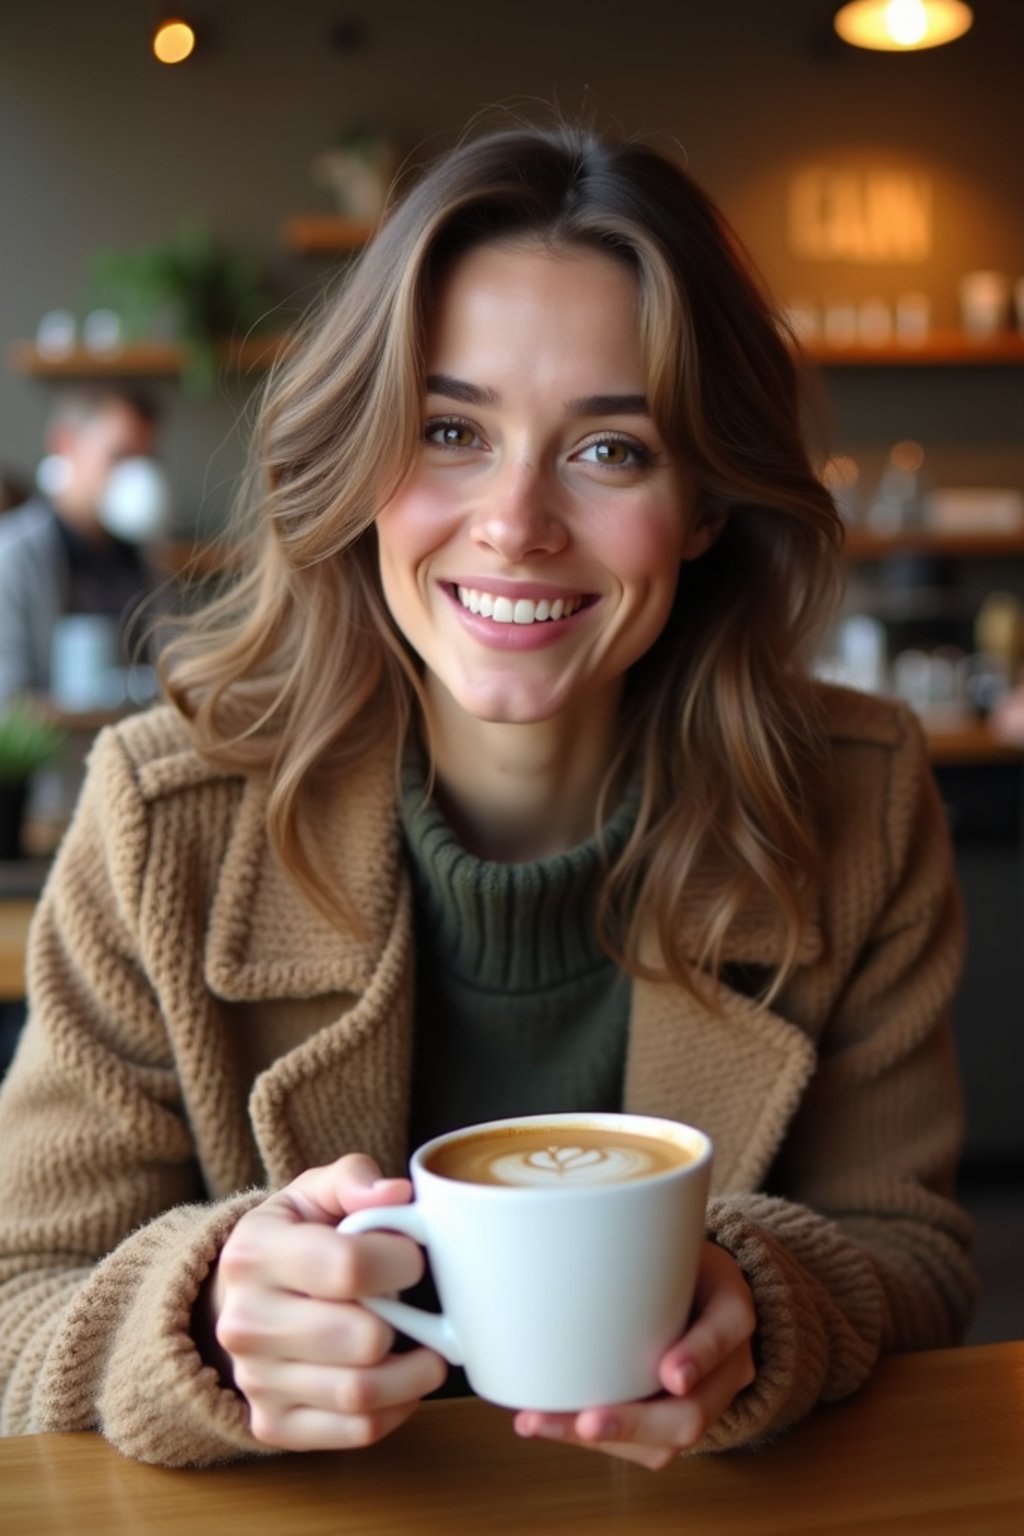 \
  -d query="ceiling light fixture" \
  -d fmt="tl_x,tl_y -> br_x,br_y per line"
834,0 -> 974,51
153,18 -> 196,65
